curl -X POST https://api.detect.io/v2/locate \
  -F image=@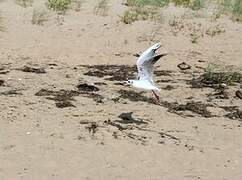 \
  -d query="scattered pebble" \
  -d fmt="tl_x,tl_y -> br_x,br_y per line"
235,90 -> 242,99
0,79 -> 4,86
177,62 -> 191,70
118,112 -> 134,121
133,53 -> 140,57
